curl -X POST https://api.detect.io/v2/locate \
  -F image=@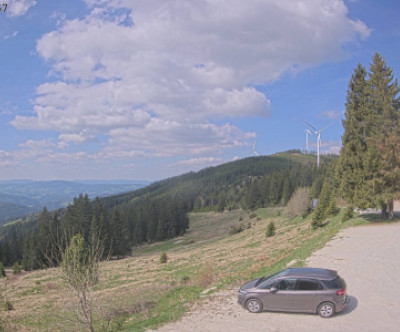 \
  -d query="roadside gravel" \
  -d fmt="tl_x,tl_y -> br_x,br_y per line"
156,222 -> 400,332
